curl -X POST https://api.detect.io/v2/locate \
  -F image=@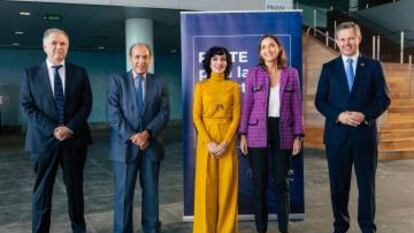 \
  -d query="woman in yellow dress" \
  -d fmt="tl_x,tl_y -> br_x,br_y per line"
192,46 -> 241,233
